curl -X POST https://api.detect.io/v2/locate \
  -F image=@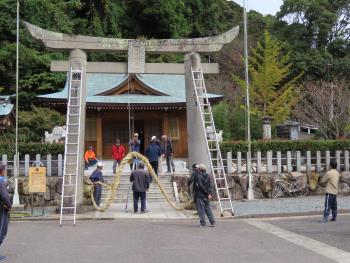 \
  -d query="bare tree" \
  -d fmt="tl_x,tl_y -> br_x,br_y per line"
294,80 -> 350,139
